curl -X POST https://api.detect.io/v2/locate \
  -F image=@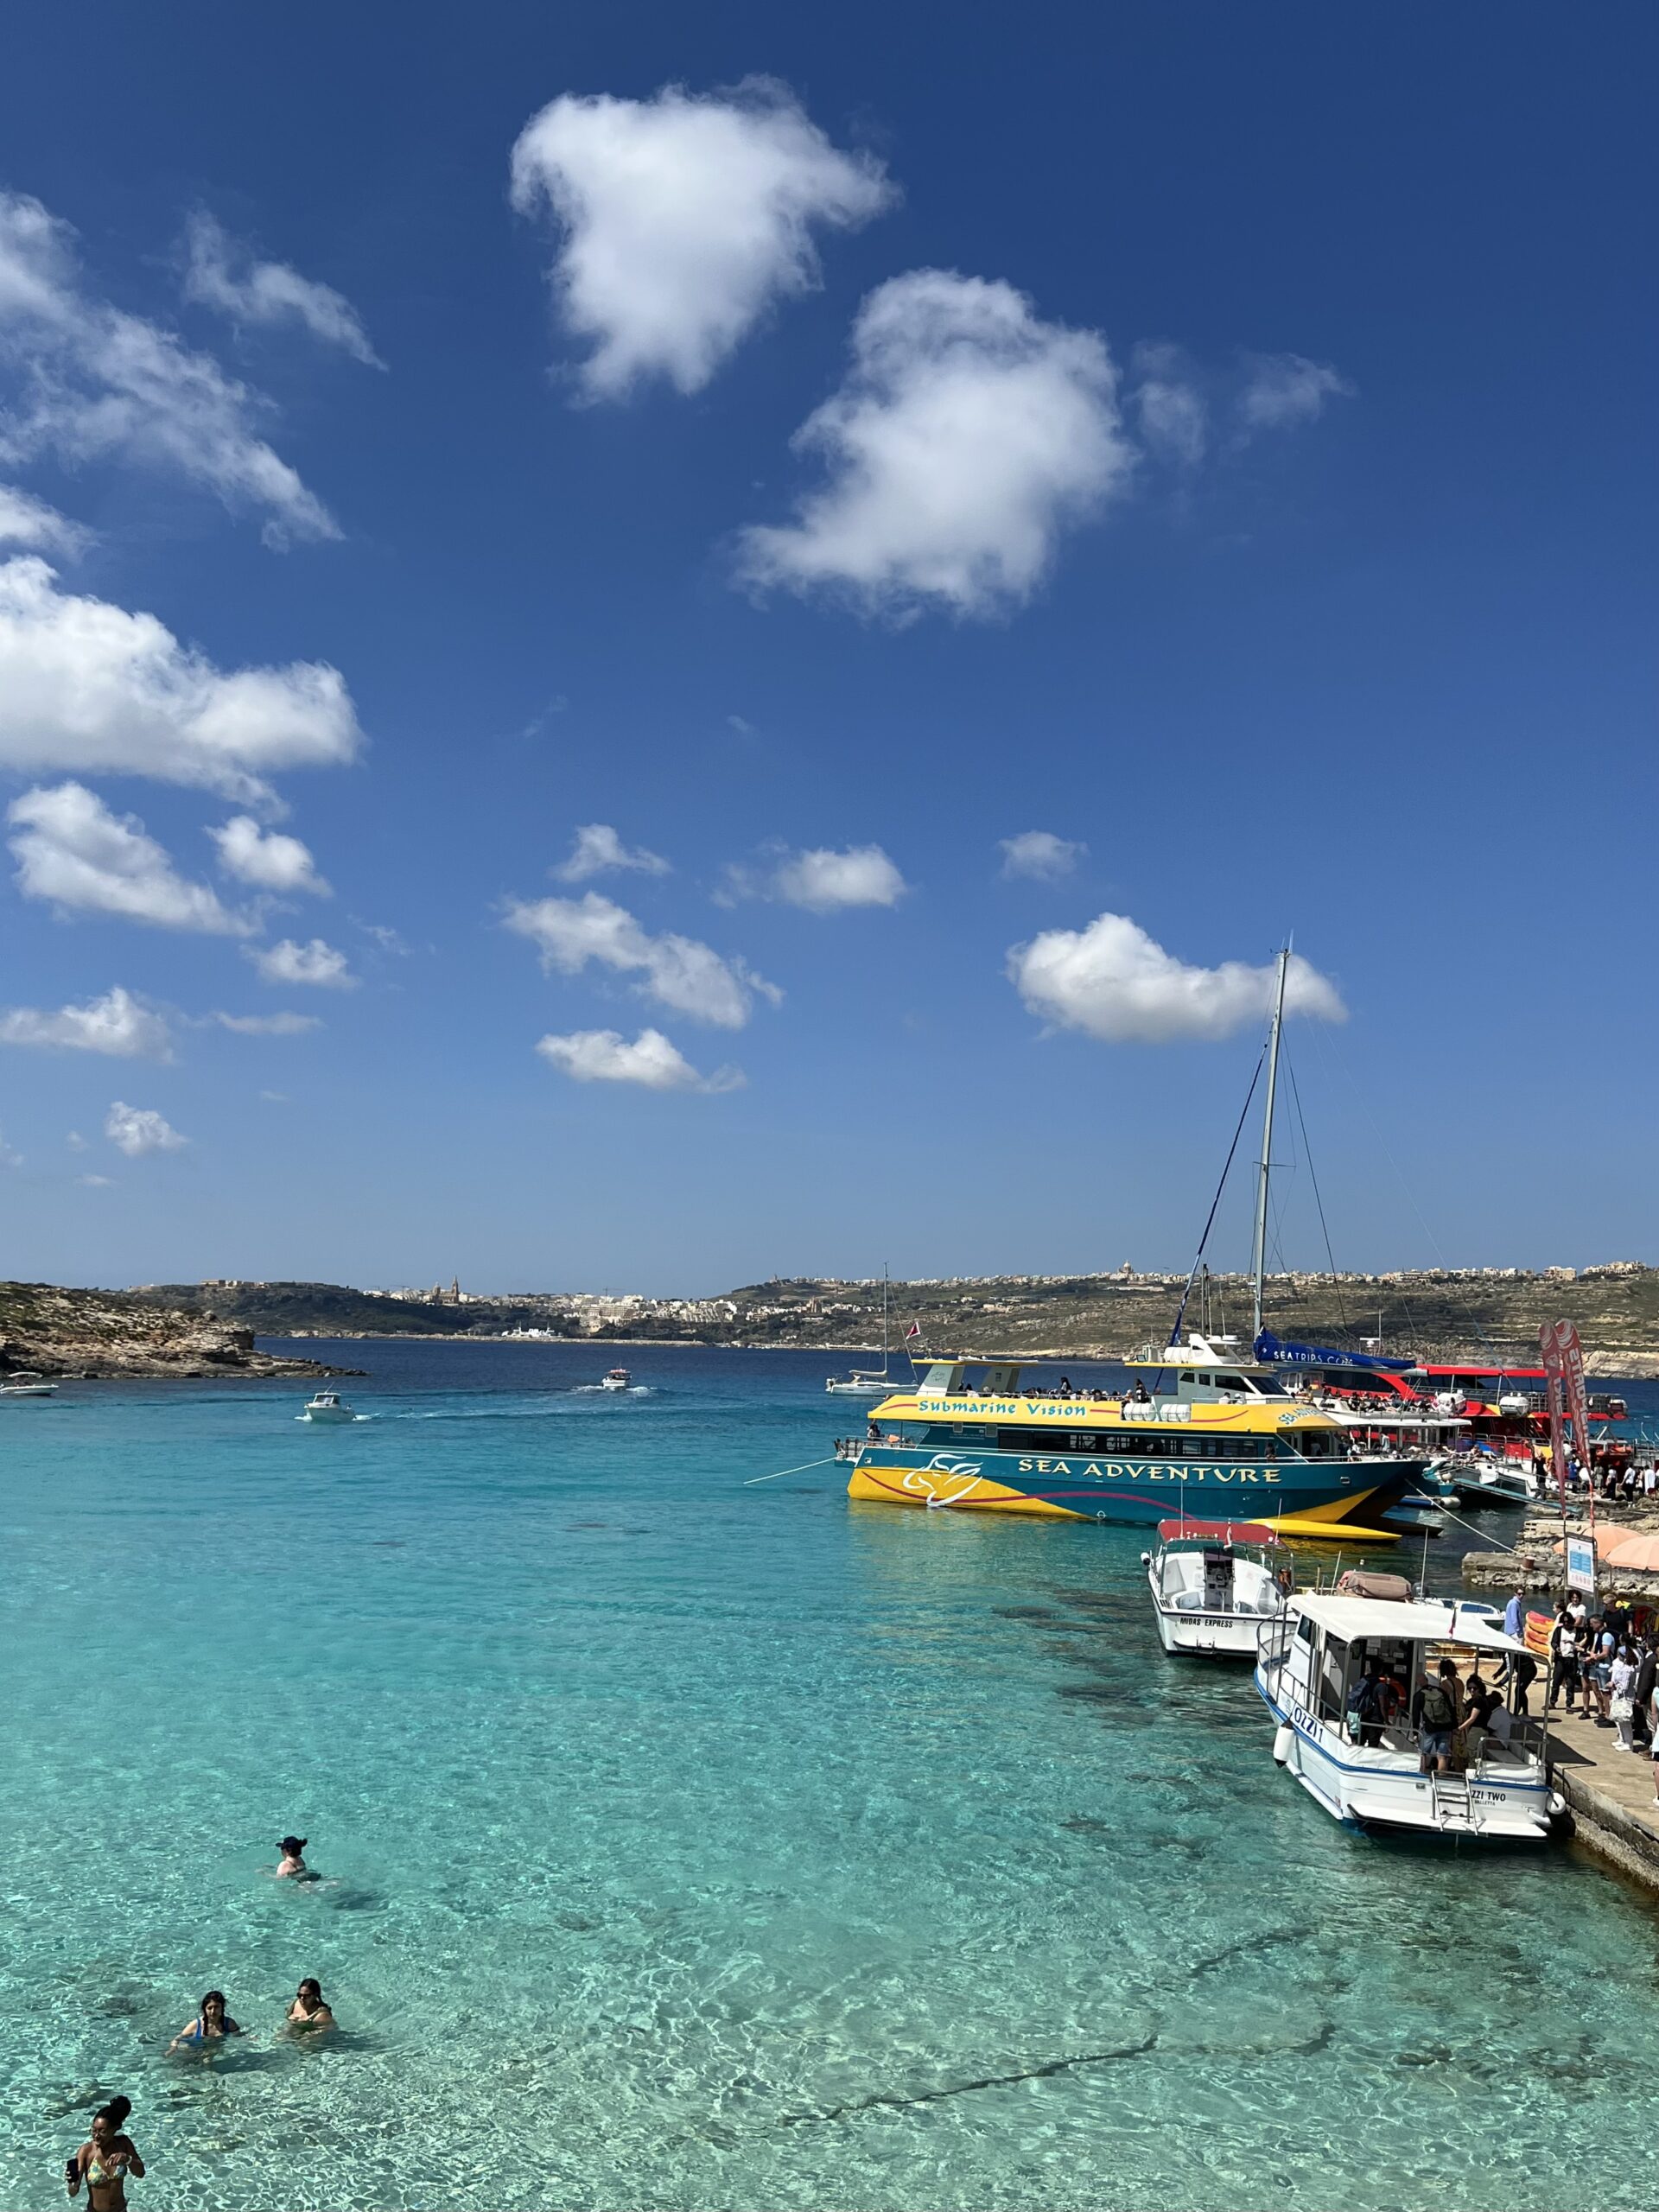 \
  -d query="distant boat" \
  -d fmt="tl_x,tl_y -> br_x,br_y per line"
0,1371 -> 57,1399
599,1367 -> 631,1392
299,1389 -> 359,1424
826,1267 -> 900,1396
